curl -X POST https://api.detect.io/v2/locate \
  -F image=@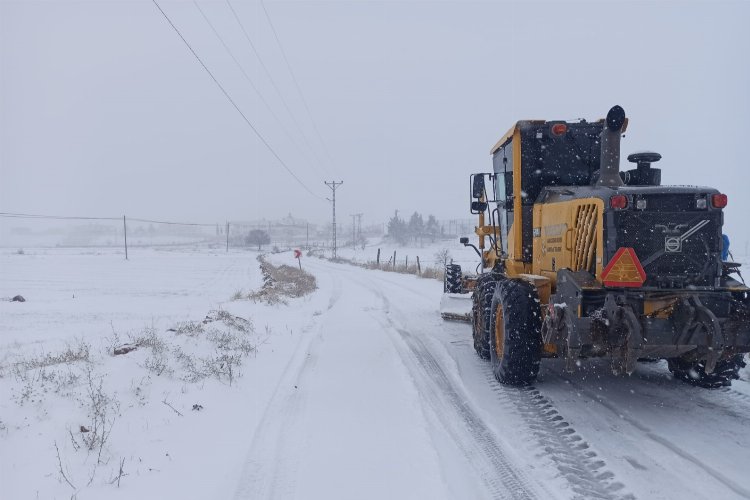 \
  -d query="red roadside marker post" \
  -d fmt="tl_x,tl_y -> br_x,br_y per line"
294,249 -> 302,270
